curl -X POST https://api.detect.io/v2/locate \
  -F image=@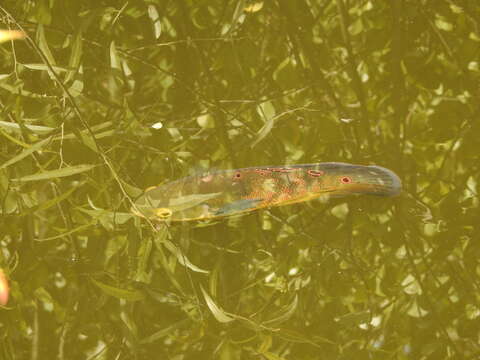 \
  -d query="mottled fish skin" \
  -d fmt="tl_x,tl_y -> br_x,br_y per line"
132,162 -> 402,222
214,198 -> 264,216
